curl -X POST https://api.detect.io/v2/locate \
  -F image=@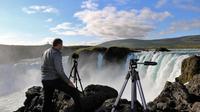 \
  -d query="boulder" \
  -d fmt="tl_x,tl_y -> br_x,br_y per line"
176,55 -> 200,84
81,85 -> 118,112
15,84 -> 118,112
148,81 -> 191,111
97,98 -> 144,112
148,75 -> 200,112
